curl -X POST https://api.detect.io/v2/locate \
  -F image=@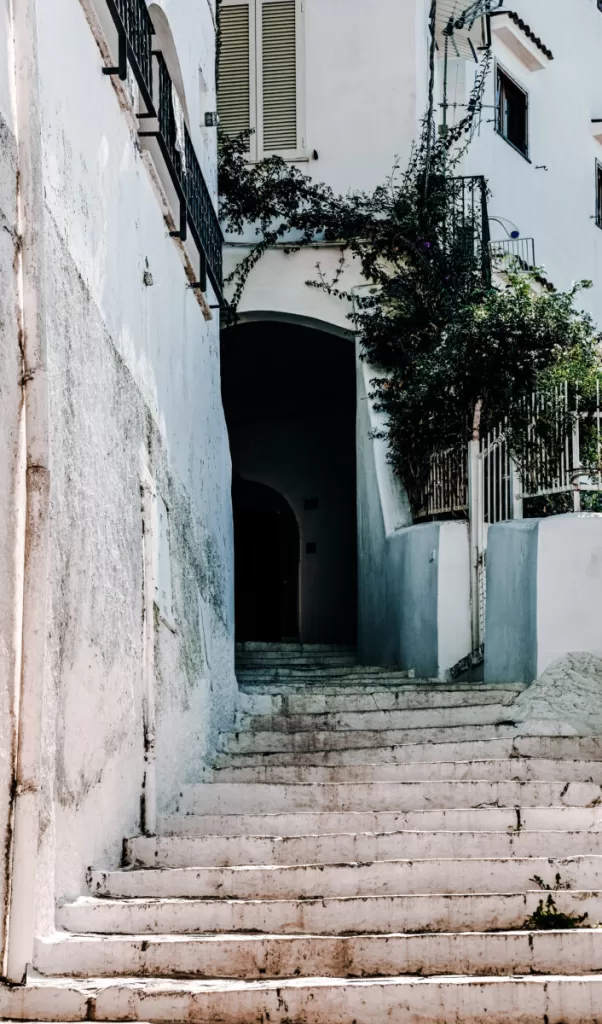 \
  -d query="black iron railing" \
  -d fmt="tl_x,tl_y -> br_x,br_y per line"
102,0 -> 223,300
446,175 -> 491,286
104,0 -> 155,114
